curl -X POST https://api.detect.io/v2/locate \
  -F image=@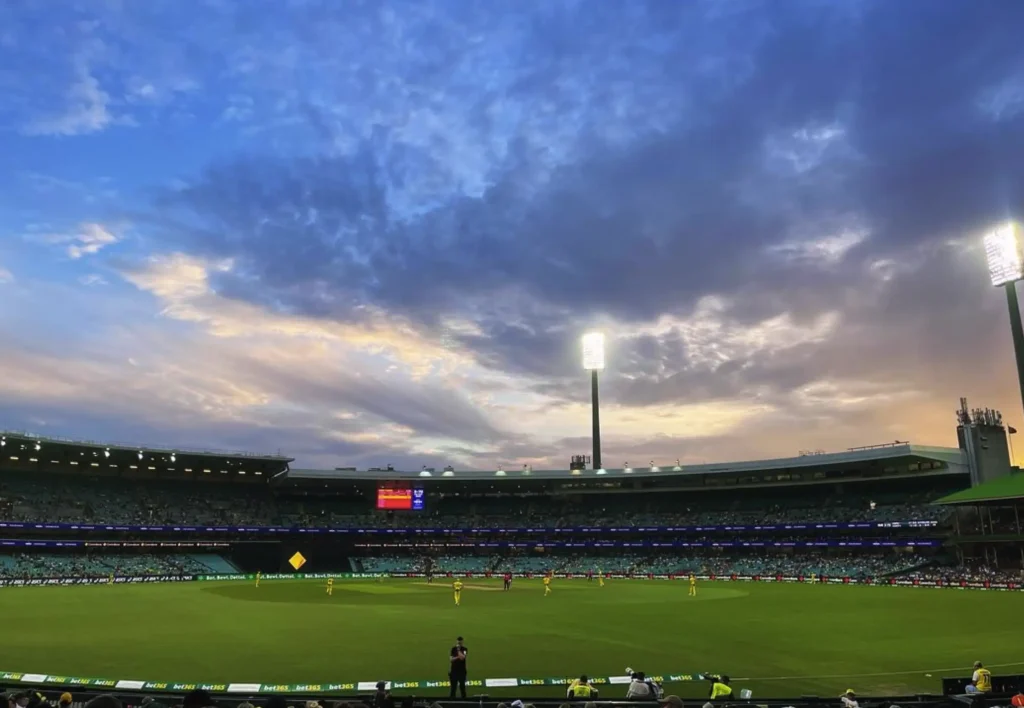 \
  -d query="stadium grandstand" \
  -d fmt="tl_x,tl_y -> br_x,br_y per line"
2,401 -> 1023,707
0,405 -> 1011,582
